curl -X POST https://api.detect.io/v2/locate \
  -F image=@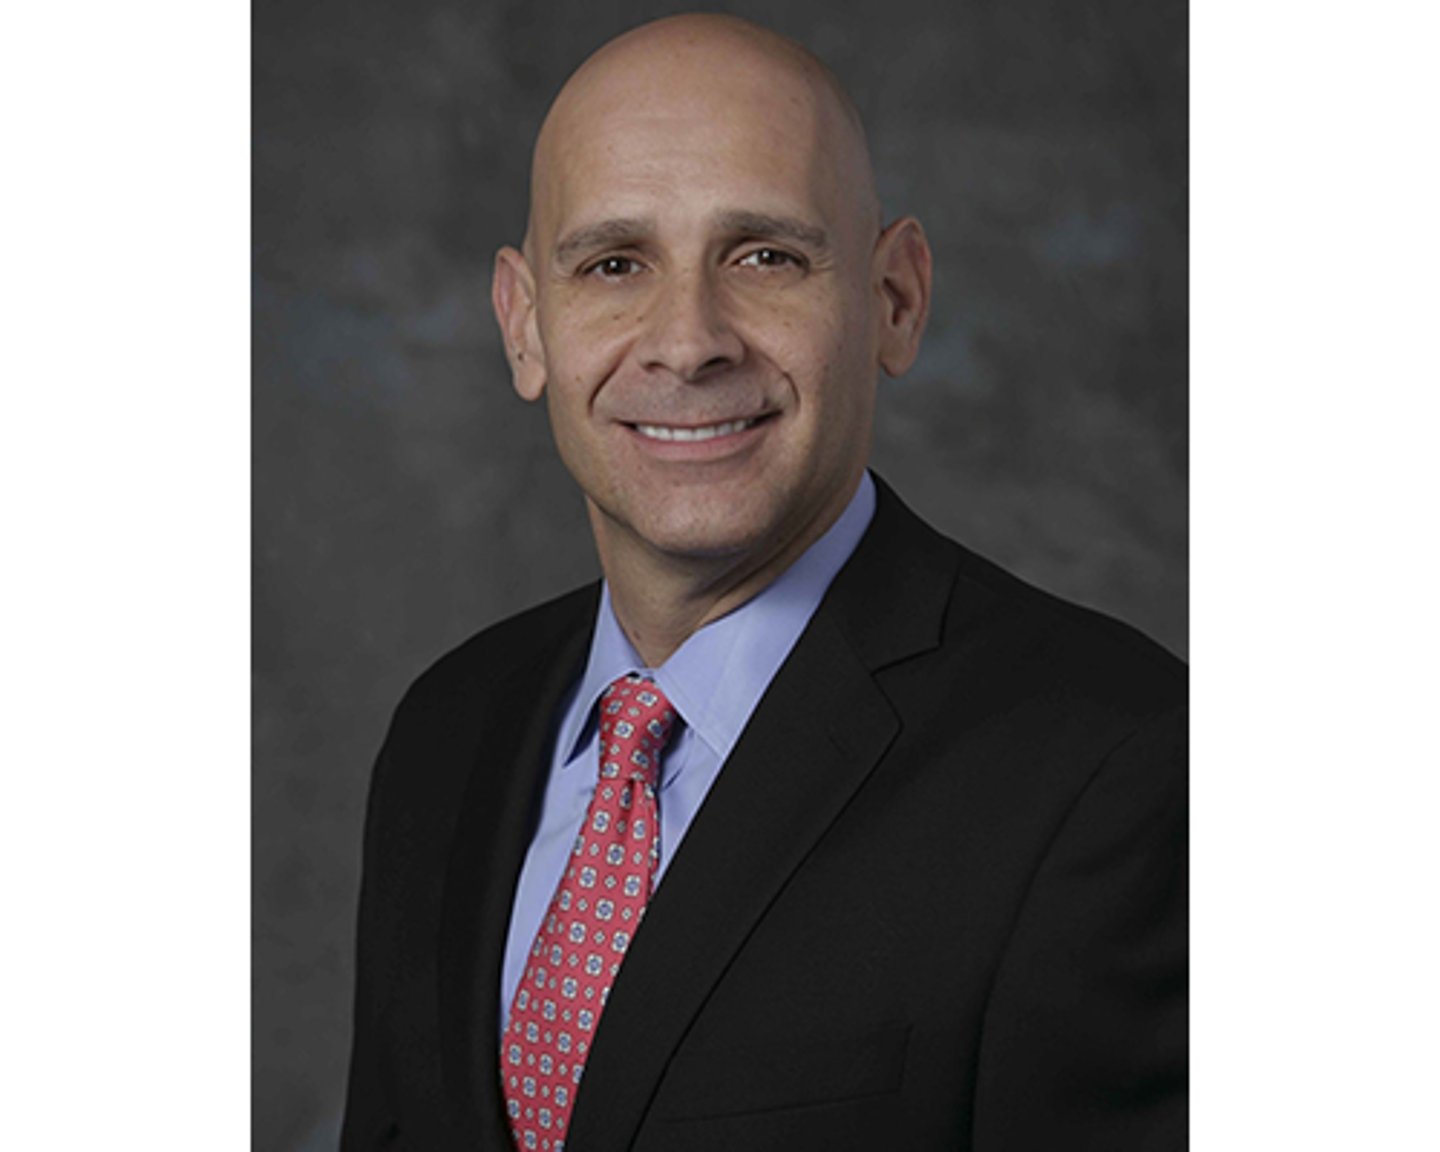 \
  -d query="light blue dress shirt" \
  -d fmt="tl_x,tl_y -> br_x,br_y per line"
499,472 -> 876,1028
